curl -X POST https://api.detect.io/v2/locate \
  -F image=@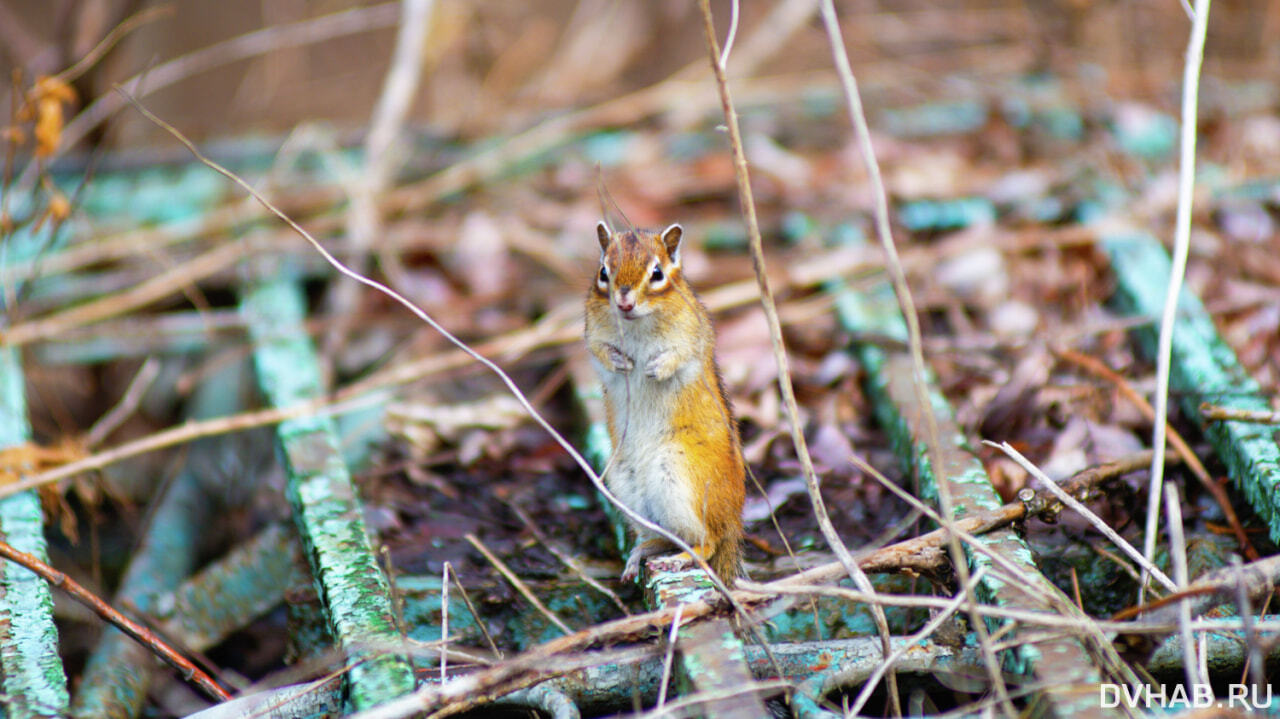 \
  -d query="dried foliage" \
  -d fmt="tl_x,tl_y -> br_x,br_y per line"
1,1 -> 1279,717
